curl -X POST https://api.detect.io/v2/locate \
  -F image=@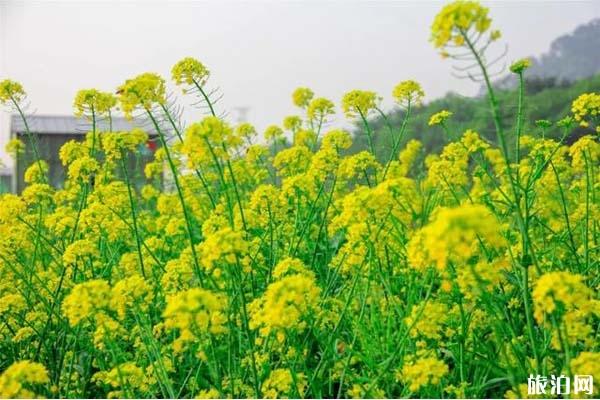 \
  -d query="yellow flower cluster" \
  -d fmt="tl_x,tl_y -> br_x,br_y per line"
183,116 -> 242,165
392,80 -> 425,106
117,72 -> 166,118
93,362 -> 149,398
399,352 -> 448,392
4,138 -> 25,158
111,275 -> 153,320
101,129 -> 149,161
570,352 -> 600,395
0,79 -> 26,104
341,89 -> 380,118
291,87 -> 314,108
249,258 -> 321,340
172,56 -> 210,86
62,279 -> 111,326
322,129 -> 352,150
273,145 -> 312,177
282,116 -> 302,132
428,109 -> 452,126
198,227 -> 249,274
236,122 -> 257,140
73,88 -> 117,117
509,58 -> 532,74
261,368 -> 306,398
24,160 -> 49,184
0,360 -> 49,398
569,135 -> 600,173
532,272 -> 600,349
63,238 -> 99,267
532,272 -> 594,322
407,204 -> 505,270
571,92 -> 600,132
264,125 -> 284,142
306,97 -> 335,121
430,1 -> 495,51
163,288 -> 228,352
405,301 -> 448,340
59,140 -> 87,165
